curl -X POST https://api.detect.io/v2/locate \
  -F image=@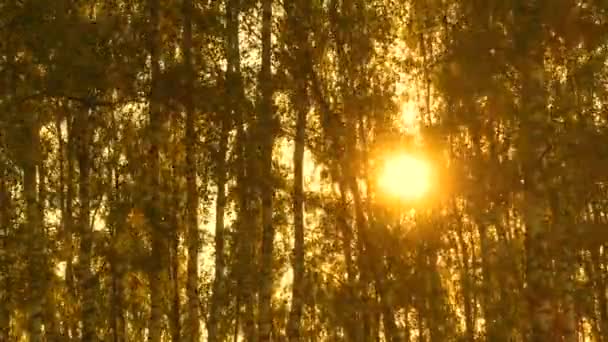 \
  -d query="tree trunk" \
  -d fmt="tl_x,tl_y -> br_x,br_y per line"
0,170 -> 10,341
338,181 -> 358,340
38,151 -> 59,341
23,113 -> 44,342
109,168 -> 126,342
147,0 -> 164,339
183,0 -> 200,339
285,0 -> 310,337
516,4 -> 552,339
55,109 -> 77,338
287,71 -> 307,342
456,219 -> 474,342
208,90 -> 229,341
110,253 -> 126,342
257,0 -> 276,339
77,108 -> 96,341
65,114 -> 78,337
225,0 -> 256,338
348,175 -> 373,342
170,229 -> 182,342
